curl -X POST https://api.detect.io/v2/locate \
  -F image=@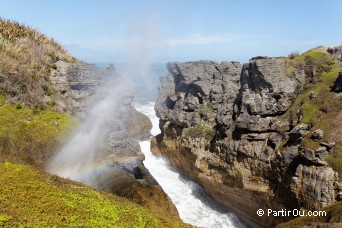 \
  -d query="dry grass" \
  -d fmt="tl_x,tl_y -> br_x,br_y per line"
0,18 -> 76,108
